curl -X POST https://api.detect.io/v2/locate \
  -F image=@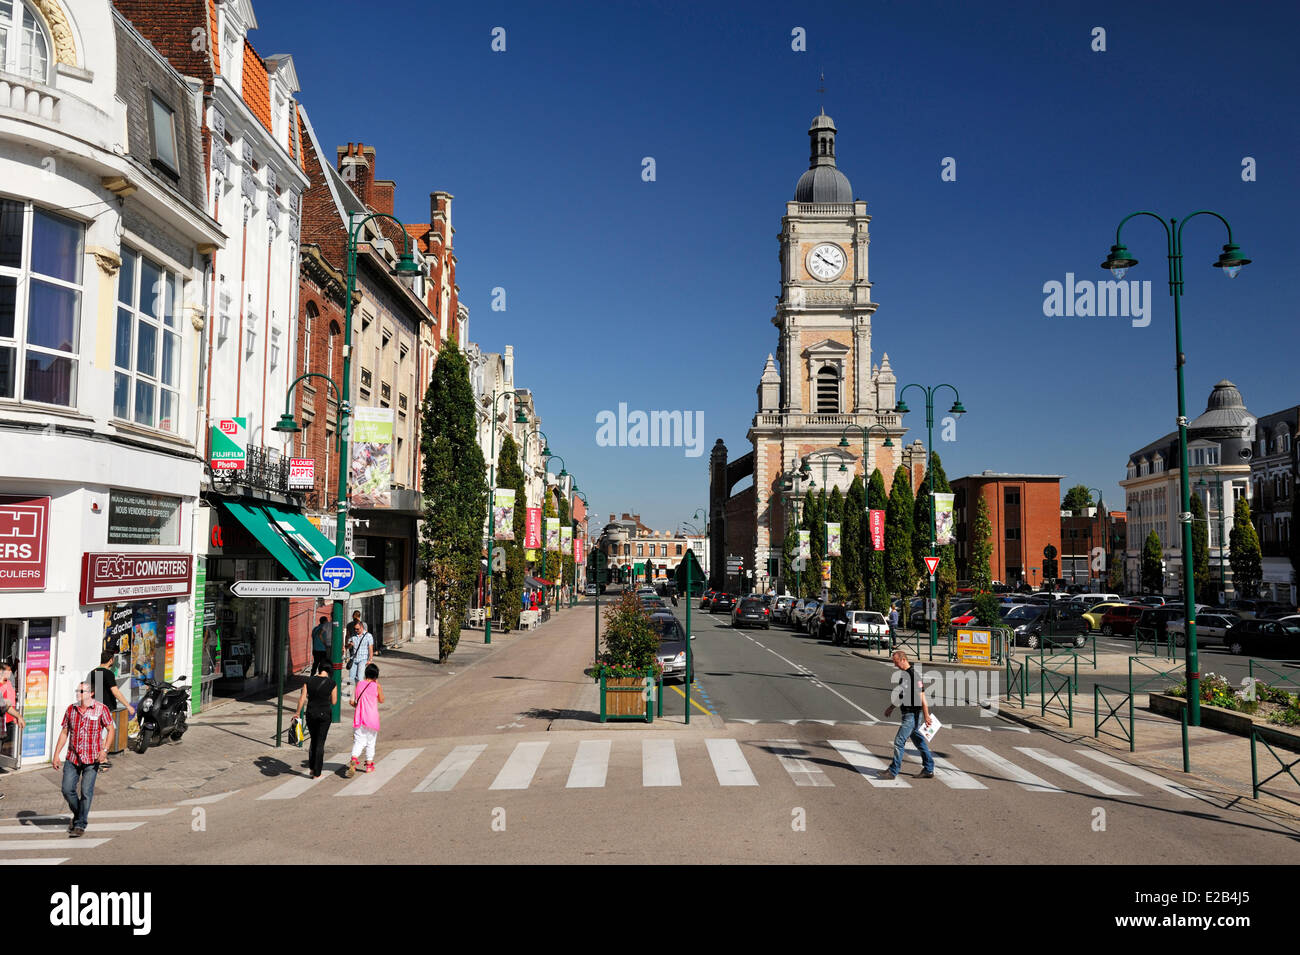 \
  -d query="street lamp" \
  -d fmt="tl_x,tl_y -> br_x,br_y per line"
484,390 -> 529,645
274,210 -> 421,722
1100,209 -> 1251,727
569,486 -> 587,607
840,424 -> 895,609
543,454 -> 568,612
678,507 -> 707,725
894,384 -> 966,648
